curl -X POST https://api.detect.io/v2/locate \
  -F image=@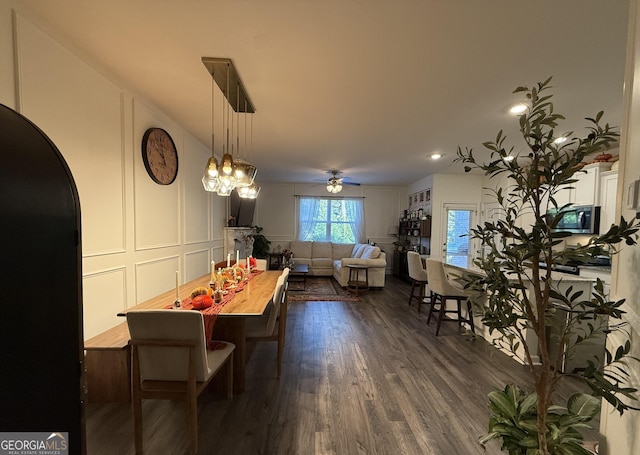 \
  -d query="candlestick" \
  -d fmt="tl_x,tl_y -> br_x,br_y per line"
227,253 -> 230,267
236,250 -> 239,265
175,270 -> 179,300
210,261 -> 215,282
246,256 -> 250,270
